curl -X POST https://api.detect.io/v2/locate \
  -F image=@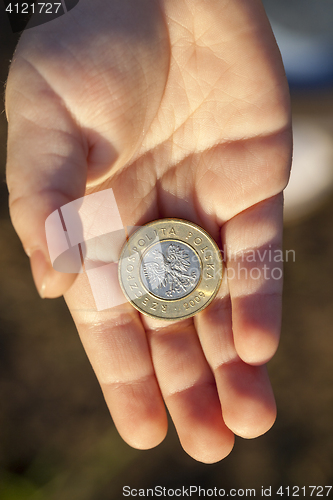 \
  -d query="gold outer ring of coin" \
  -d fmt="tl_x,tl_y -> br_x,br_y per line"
118,219 -> 223,320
